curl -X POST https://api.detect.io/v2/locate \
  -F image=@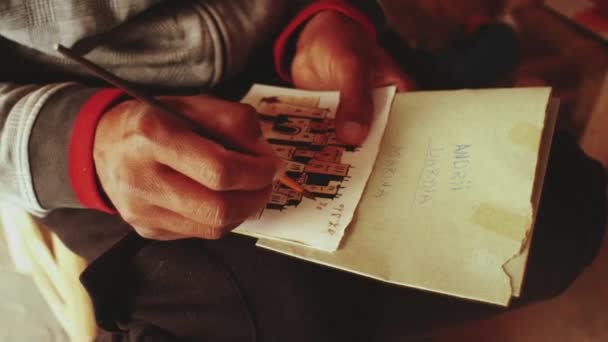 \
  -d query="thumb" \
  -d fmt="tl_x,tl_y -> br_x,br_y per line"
335,57 -> 374,146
